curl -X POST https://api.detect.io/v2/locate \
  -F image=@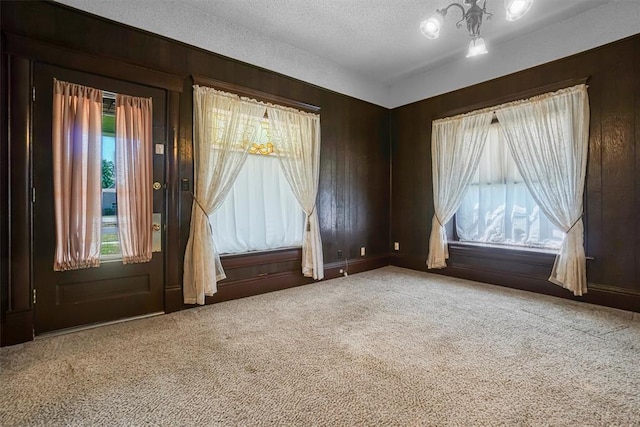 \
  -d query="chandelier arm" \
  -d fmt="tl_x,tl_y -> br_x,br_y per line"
482,0 -> 493,20
439,2 -> 467,29
438,3 -> 467,18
